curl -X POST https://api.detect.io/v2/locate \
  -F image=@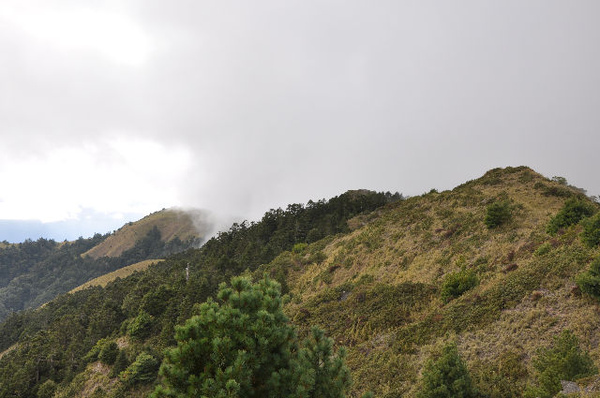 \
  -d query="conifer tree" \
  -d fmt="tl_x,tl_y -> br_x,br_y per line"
418,342 -> 476,398
152,277 -> 352,398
